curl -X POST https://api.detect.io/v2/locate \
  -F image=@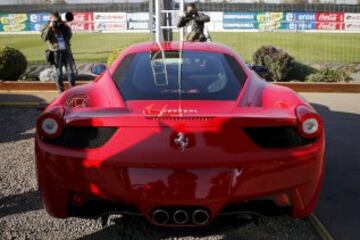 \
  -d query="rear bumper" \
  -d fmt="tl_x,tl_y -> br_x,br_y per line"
35,133 -> 325,225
